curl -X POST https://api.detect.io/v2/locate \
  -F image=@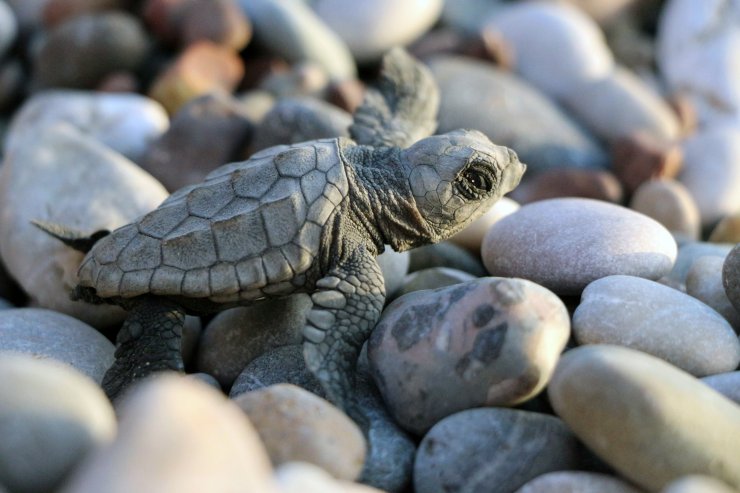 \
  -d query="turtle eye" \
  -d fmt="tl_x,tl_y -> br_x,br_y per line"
462,168 -> 491,192
456,160 -> 494,200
